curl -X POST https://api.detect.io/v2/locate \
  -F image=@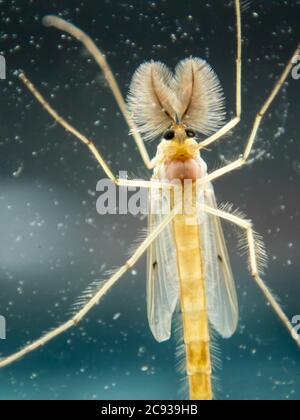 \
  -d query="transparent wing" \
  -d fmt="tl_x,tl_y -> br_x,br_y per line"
147,188 -> 179,343
199,182 -> 239,338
